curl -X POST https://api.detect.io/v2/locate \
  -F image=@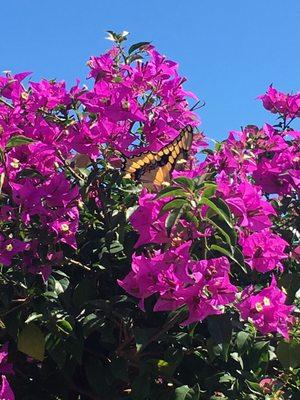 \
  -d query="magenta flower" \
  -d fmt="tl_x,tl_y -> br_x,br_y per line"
237,277 -> 294,338
118,242 -> 192,310
130,189 -> 169,248
0,236 -> 29,266
259,86 -> 300,118
29,79 -> 70,110
0,343 -> 14,400
241,230 -> 288,273
49,219 -> 78,249
176,257 -> 237,325
0,343 -> 13,376
178,273 -> 237,325
217,179 -> 275,232
0,375 -> 14,400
